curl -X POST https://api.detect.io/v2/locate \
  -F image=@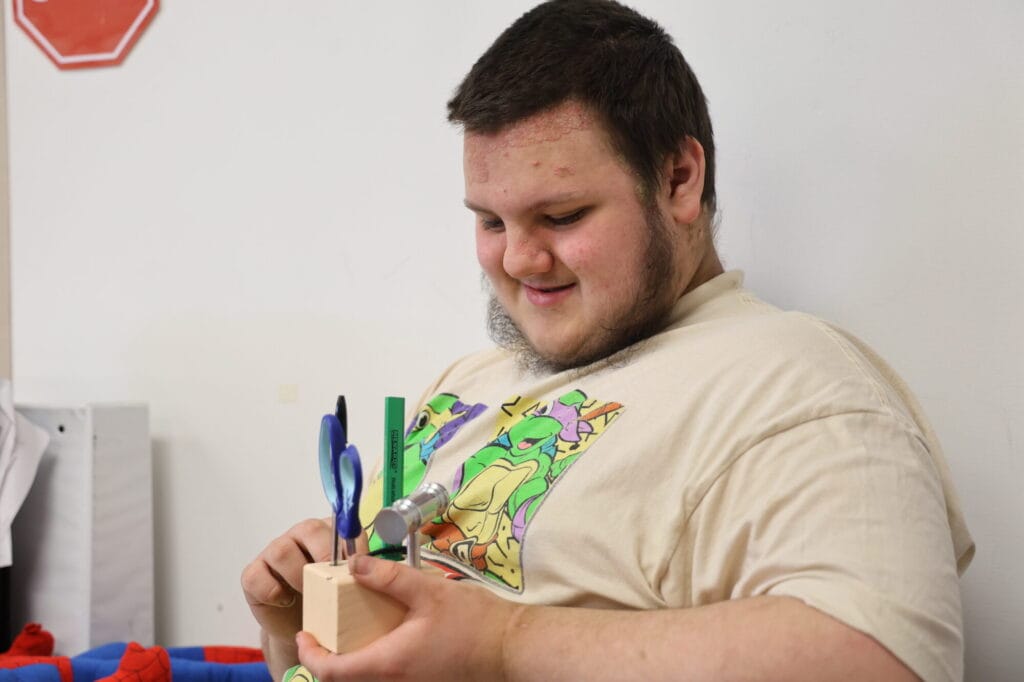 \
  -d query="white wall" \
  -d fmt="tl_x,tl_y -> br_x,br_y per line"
6,2 -> 1021,679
